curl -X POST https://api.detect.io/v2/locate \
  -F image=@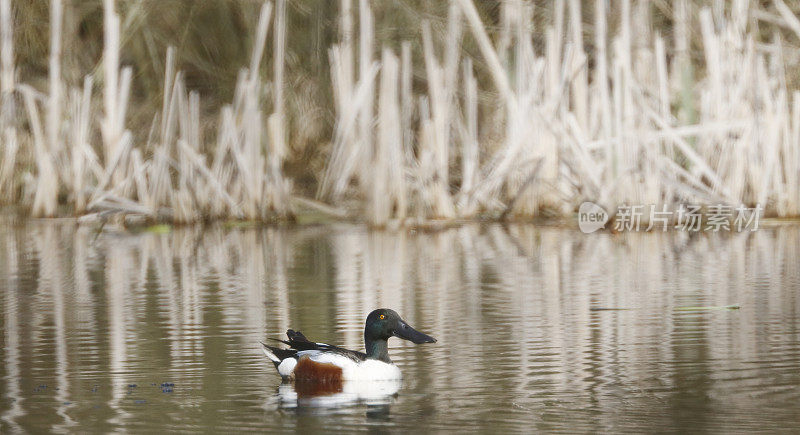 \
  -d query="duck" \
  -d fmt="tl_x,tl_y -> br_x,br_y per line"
261,308 -> 436,382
